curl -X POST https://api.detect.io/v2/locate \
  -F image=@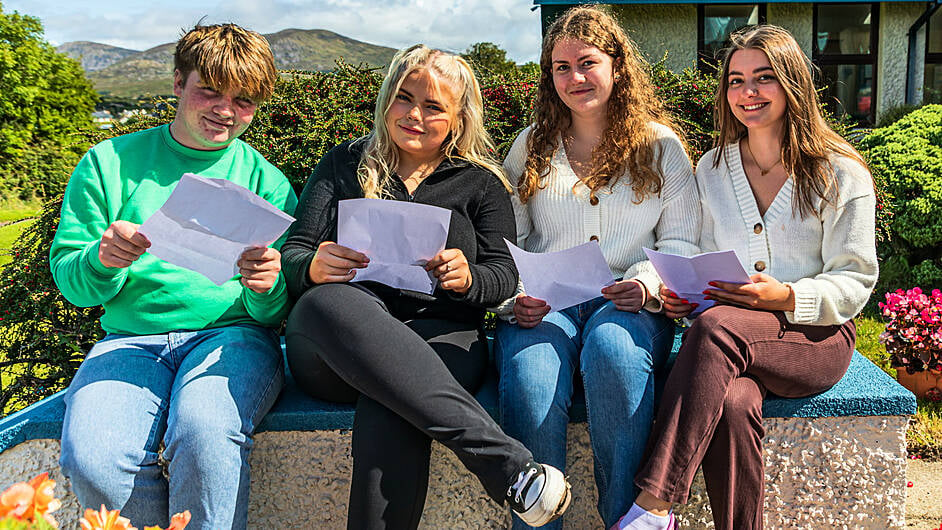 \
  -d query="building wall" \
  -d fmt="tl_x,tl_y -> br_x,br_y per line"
544,2 -> 933,122
766,3 -> 813,56
609,4 -> 699,72
878,2 -> 927,116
